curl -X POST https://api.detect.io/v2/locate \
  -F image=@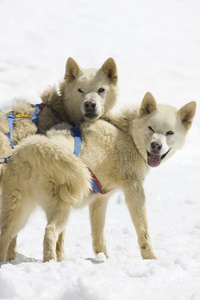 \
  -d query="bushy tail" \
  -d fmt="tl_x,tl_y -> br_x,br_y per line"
16,135 -> 92,207
56,154 -> 92,207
